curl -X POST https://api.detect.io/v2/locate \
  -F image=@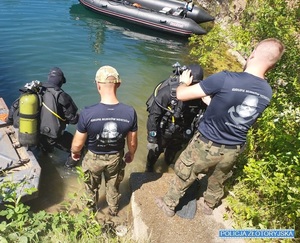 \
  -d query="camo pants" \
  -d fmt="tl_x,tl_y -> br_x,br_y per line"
163,131 -> 244,210
82,150 -> 125,213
